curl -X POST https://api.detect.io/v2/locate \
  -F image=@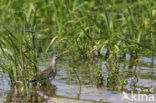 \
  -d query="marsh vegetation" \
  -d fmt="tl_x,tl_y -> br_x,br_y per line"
0,0 -> 156,102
